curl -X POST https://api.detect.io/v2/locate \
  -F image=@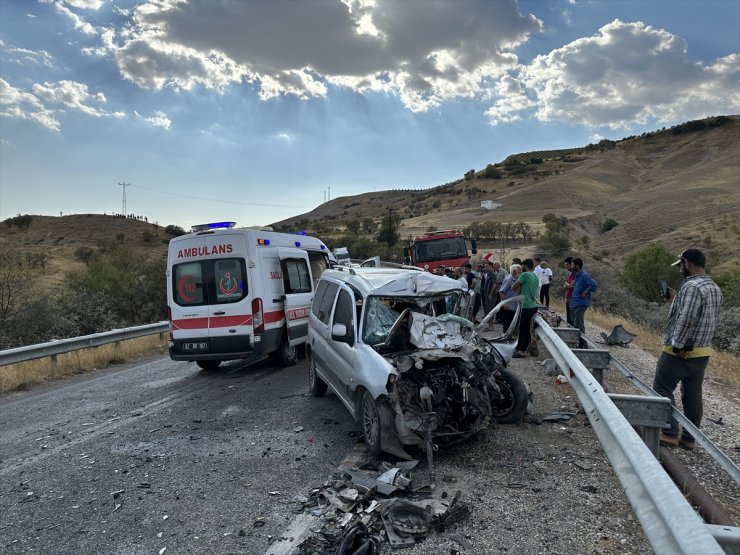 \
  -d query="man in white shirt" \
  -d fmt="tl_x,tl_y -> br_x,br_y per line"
538,260 -> 553,307
533,257 -> 542,301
